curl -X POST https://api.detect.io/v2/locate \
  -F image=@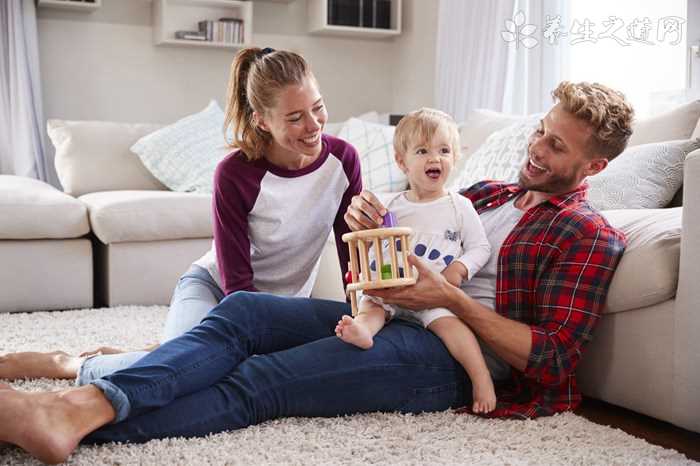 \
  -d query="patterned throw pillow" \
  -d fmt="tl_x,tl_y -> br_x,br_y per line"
131,100 -> 230,193
337,118 -> 408,192
587,138 -> 700,210
447,115 -> 540,191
